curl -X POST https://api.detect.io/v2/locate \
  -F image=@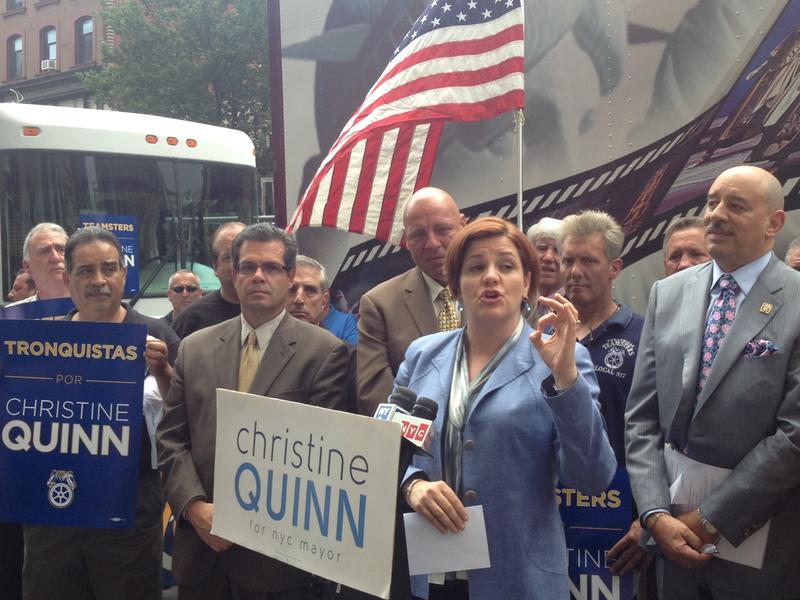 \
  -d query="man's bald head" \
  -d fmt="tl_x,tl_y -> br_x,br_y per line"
402,187 -> 466,283
704,165 -> 786,272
